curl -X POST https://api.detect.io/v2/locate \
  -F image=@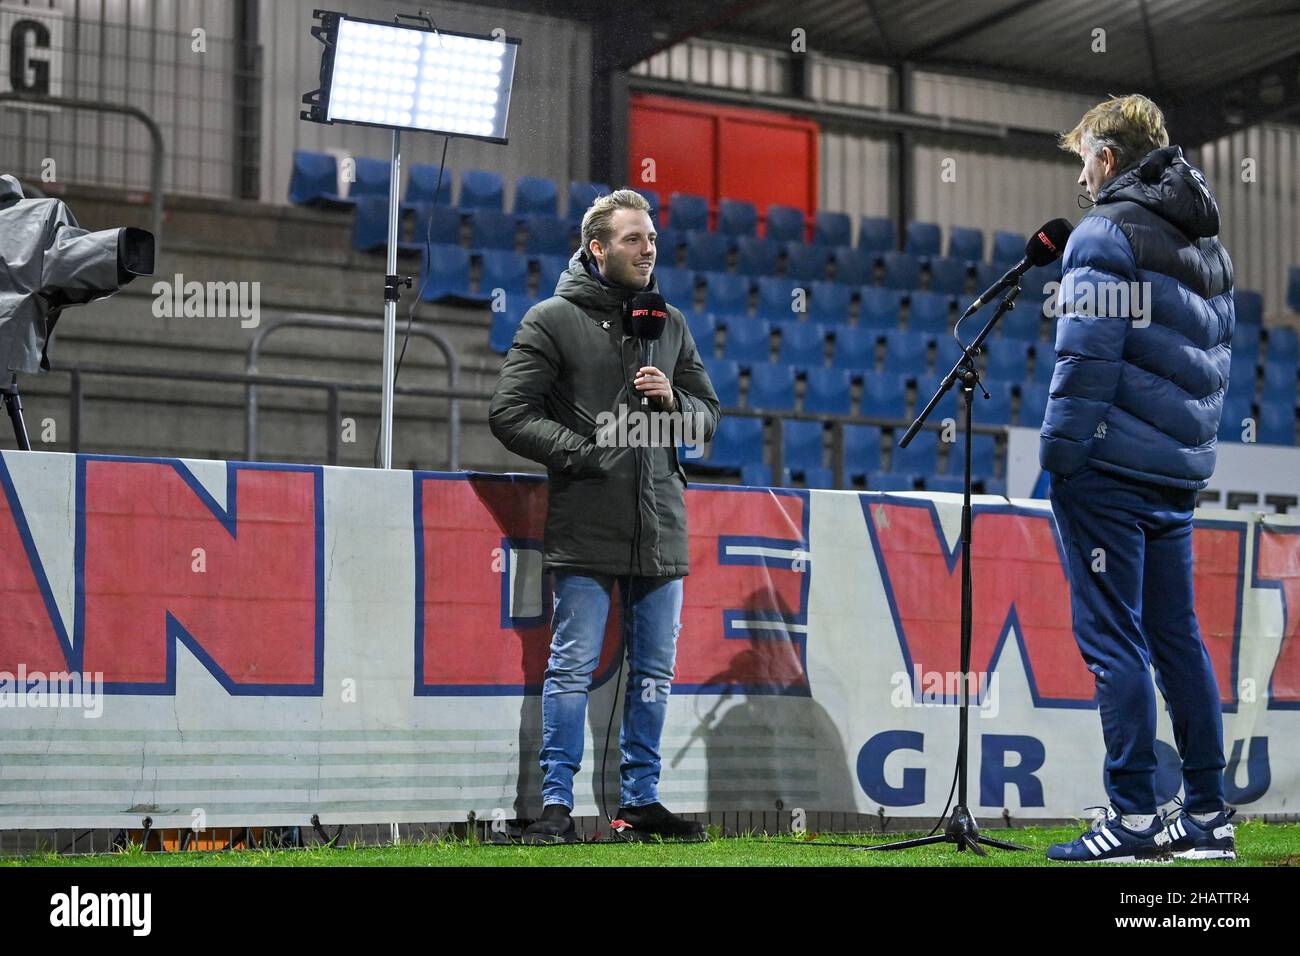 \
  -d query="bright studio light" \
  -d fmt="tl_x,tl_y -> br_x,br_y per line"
303,13 -> 519,143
